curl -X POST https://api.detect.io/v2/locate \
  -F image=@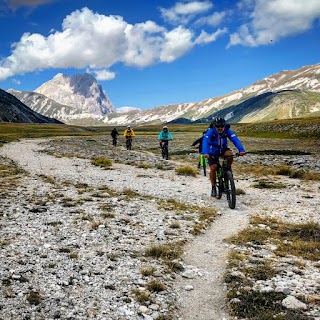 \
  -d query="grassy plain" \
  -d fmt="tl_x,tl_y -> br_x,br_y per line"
0,116 -> 319,144
0,117 -> 319,320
